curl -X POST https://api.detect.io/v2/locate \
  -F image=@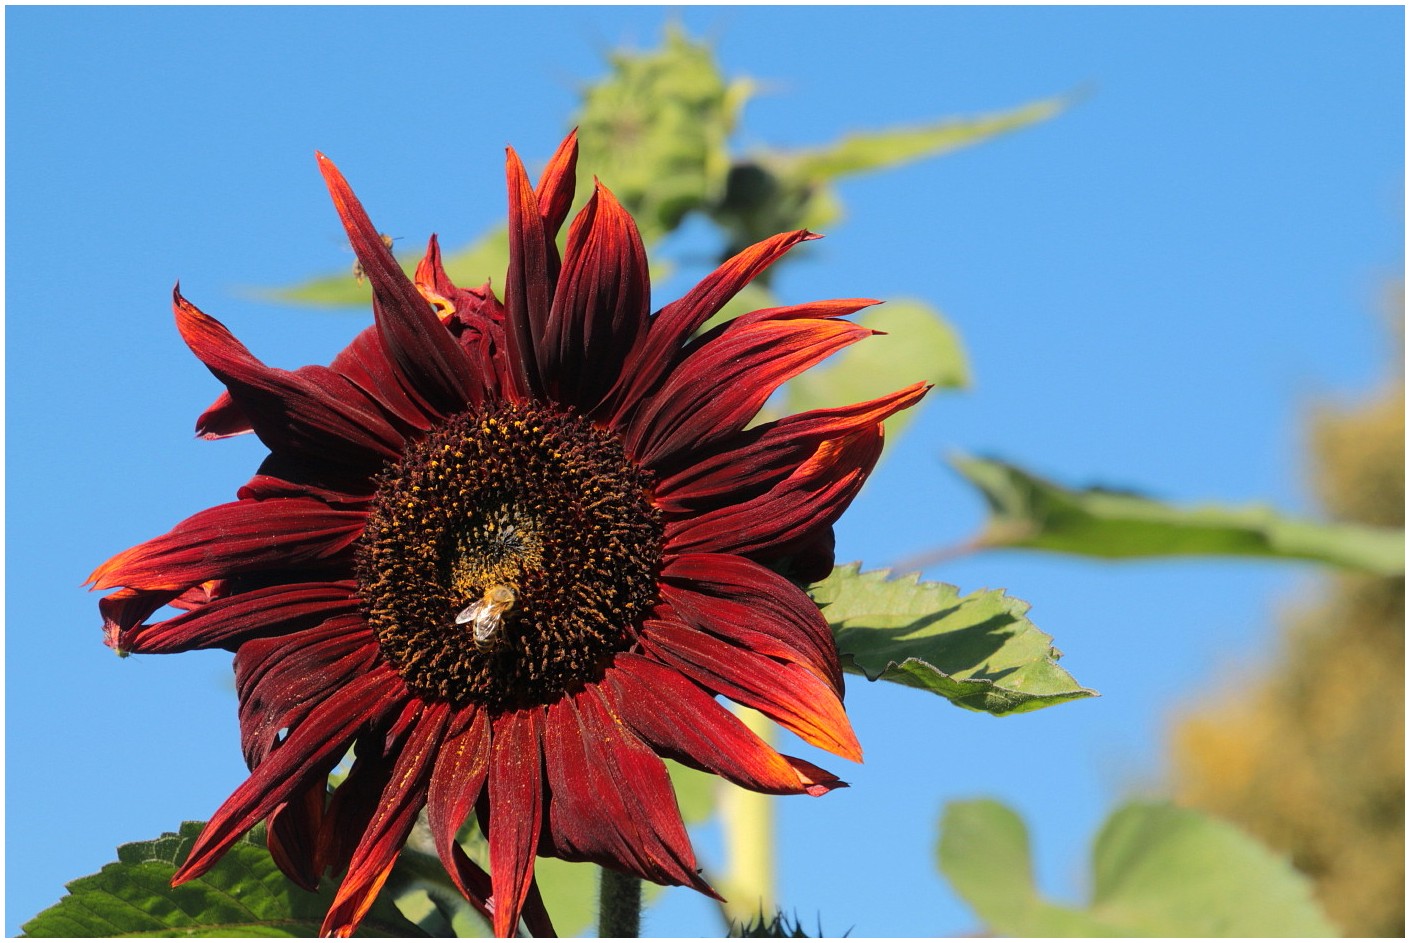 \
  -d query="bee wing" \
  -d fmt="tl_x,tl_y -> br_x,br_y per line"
455,600 -> 487,625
